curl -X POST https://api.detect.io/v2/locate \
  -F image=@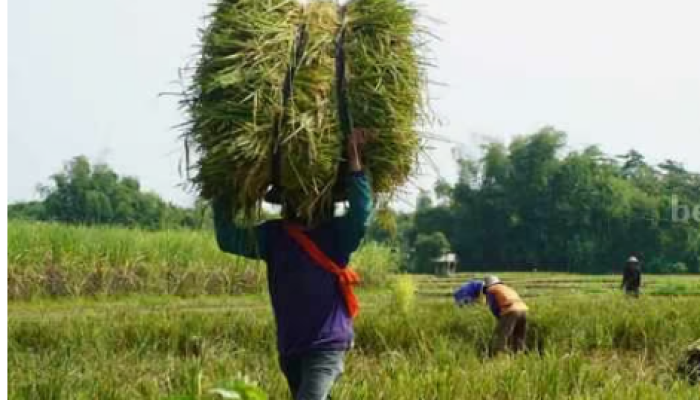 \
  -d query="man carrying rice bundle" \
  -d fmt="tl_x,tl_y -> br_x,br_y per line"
192,0 -> 427,395
213,129 -> 372,400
